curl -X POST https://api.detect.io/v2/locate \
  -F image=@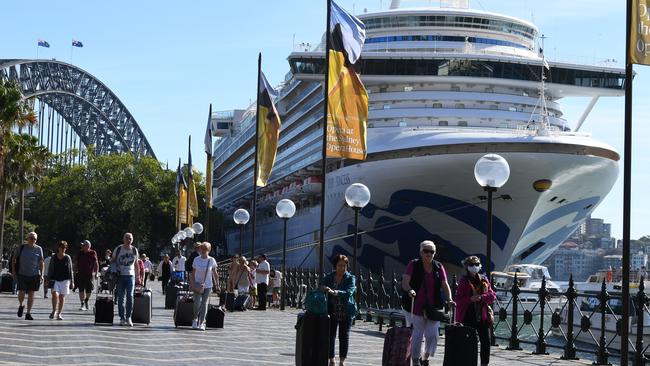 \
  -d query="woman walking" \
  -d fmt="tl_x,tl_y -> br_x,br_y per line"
321,254 -> 357,366
401,240 -> 455,366
48,241 -> 75,320
455,255 -> 496,366
191,242 -> 219,330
